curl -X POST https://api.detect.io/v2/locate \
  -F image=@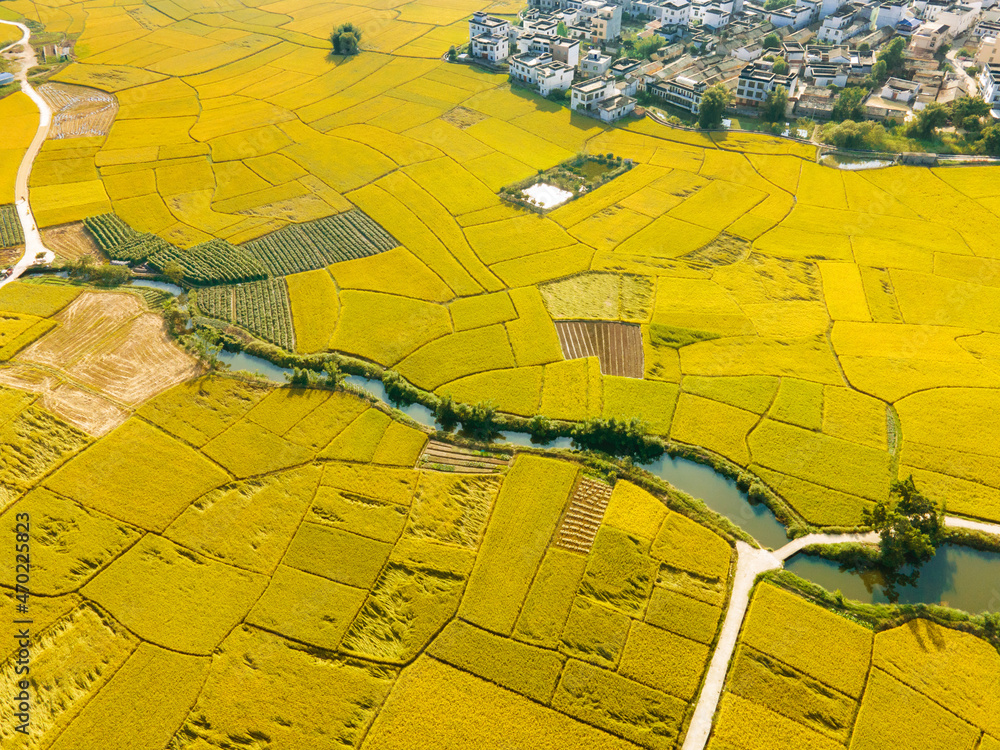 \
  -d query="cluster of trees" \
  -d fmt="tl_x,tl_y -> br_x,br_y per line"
824,90 -> 1000,152
287,361 -> 344,389
69,256 -> 133,286
570,417 -> 662,462
330,23 -> 361,55
698,83 -> 730,128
